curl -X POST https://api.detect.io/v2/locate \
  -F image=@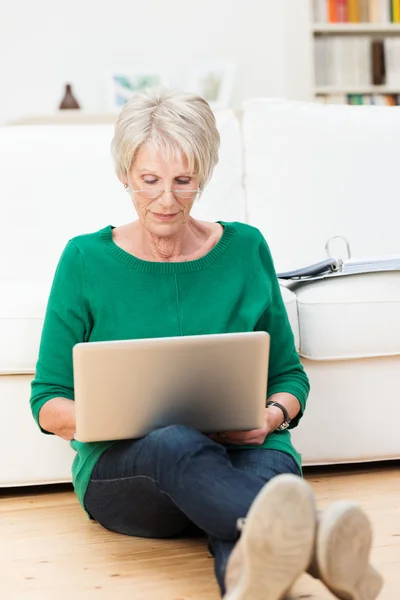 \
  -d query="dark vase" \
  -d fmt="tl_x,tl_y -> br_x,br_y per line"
59,84 -> 80,109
